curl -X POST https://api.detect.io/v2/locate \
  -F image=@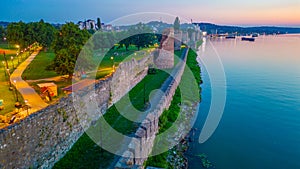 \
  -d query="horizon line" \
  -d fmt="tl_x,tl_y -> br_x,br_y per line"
0,19 -> 299,28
